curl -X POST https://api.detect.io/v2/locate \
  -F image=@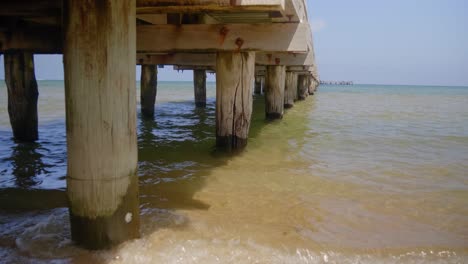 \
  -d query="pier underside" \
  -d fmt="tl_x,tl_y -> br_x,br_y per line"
1,0 -> 319,249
